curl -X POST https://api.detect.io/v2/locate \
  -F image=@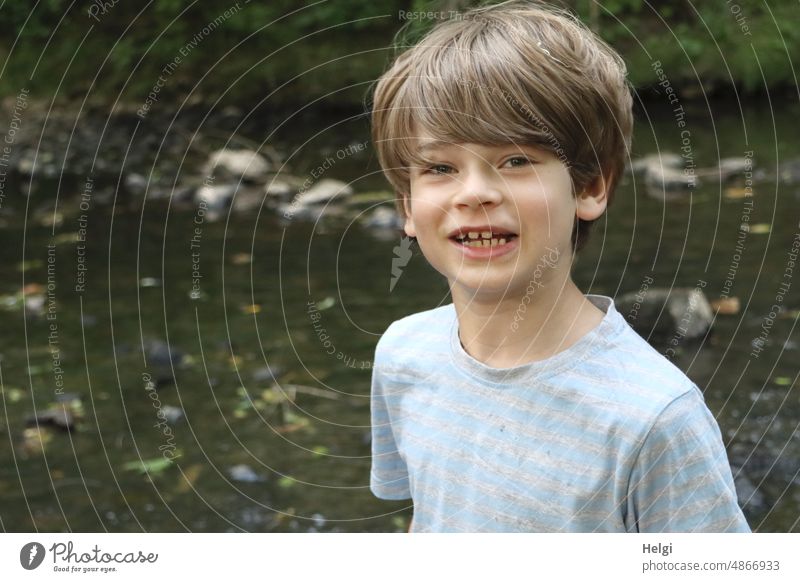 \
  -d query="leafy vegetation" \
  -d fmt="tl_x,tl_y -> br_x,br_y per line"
0,0 -> 797,107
